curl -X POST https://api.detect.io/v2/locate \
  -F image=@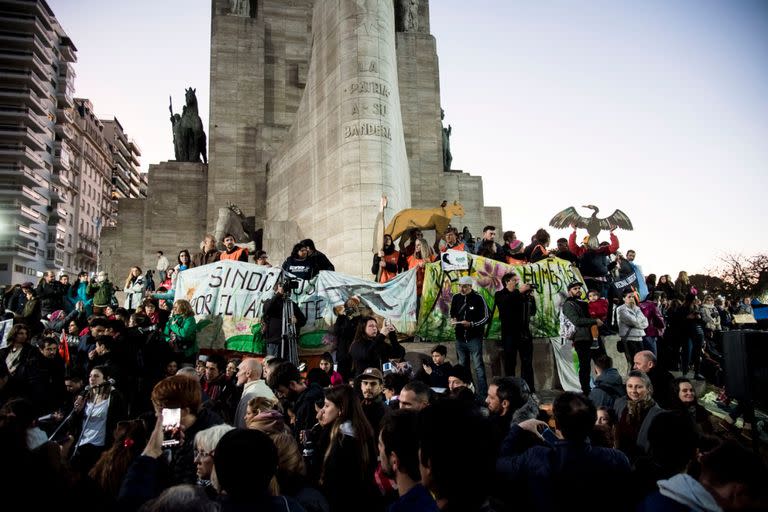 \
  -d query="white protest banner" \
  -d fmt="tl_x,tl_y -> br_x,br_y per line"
315,267 -> 418,334
0,319 -> 12,349
174,261 -> 418,353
